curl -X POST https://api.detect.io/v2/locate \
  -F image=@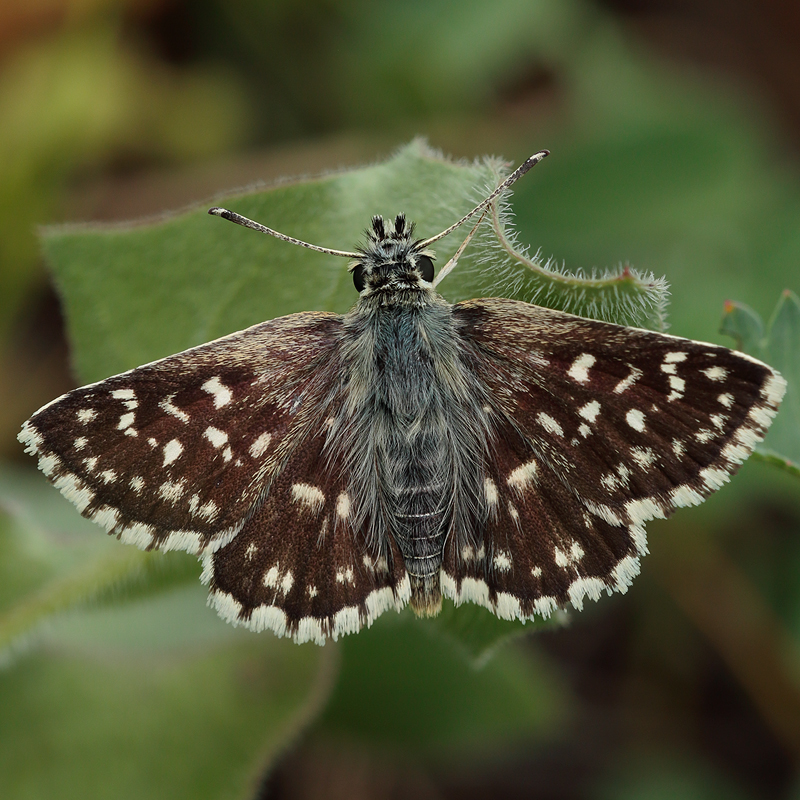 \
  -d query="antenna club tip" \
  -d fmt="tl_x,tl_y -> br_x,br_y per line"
208,207 -> 228,217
